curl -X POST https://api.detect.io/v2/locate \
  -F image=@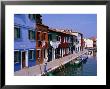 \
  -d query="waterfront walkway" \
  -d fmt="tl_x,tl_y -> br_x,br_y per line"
14,50 -> 88,76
